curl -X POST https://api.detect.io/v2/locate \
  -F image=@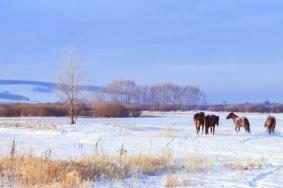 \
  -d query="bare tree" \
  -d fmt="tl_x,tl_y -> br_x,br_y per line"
58,43 -> 84,125
93,88 -> 107,104
107,80 -> 136,104
122,80 -> 136,104
108,81 -> 122,103
150,84 -> 162,110
183,85 -> 202,108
